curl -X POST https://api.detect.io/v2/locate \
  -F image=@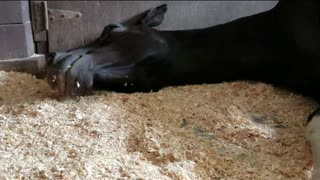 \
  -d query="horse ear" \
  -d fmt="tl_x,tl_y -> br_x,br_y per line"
139,4 -> 168,27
